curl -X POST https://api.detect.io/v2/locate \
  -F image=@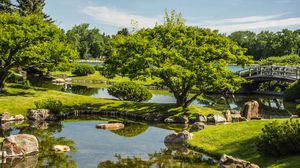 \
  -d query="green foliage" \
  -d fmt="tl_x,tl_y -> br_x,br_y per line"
284,80 -> 300,101
104,10 -> 251,108
256,120 -> 300,156
0,12 -> 77,91
34,98 -> 63,114
72,64 -> 96,76
108,82 -> 152,102
66,23 -> 112,59
229,29 -> 300,60
259,54 -> 300,66
6,71 -> 24,83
